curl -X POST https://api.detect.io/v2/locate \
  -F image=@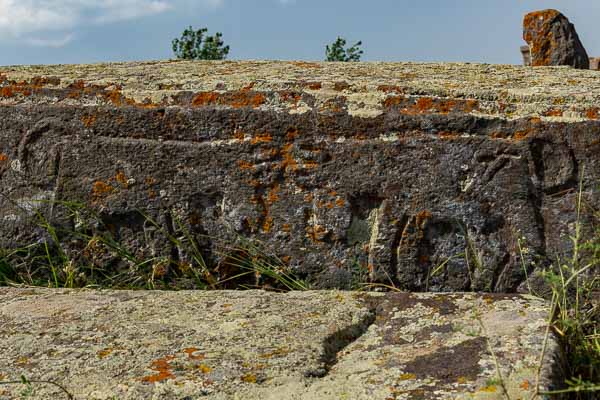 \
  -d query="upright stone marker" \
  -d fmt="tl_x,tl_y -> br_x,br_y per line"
523,9 -> 589,69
